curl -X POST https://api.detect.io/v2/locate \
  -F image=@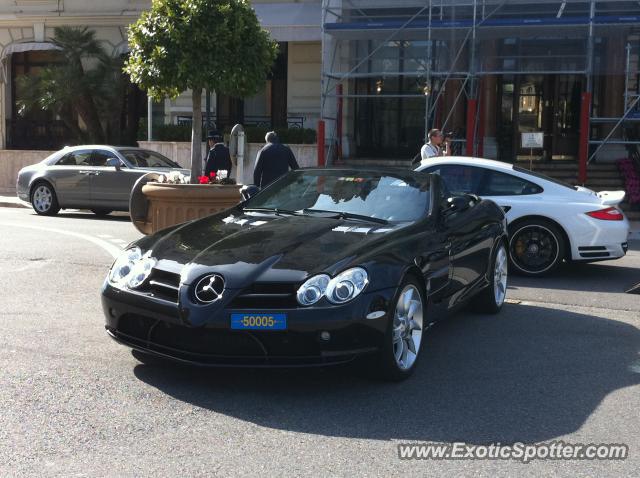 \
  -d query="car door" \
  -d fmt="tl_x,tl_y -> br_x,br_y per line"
46,149 -> 93,207
416,176 -> 451,302
424,165 -> 494,296
89,149 -> 146,210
